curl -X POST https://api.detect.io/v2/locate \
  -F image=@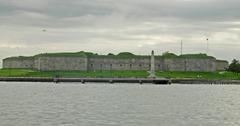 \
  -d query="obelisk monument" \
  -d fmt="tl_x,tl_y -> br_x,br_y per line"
149,50 -> 156,78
